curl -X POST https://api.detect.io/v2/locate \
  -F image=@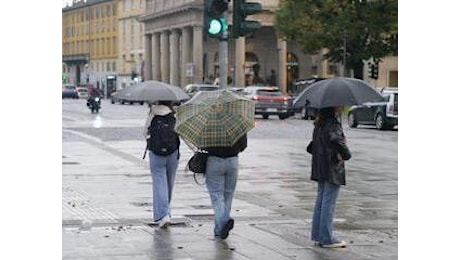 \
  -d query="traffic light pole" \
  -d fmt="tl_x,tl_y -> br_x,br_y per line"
218,9 -> 229,89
